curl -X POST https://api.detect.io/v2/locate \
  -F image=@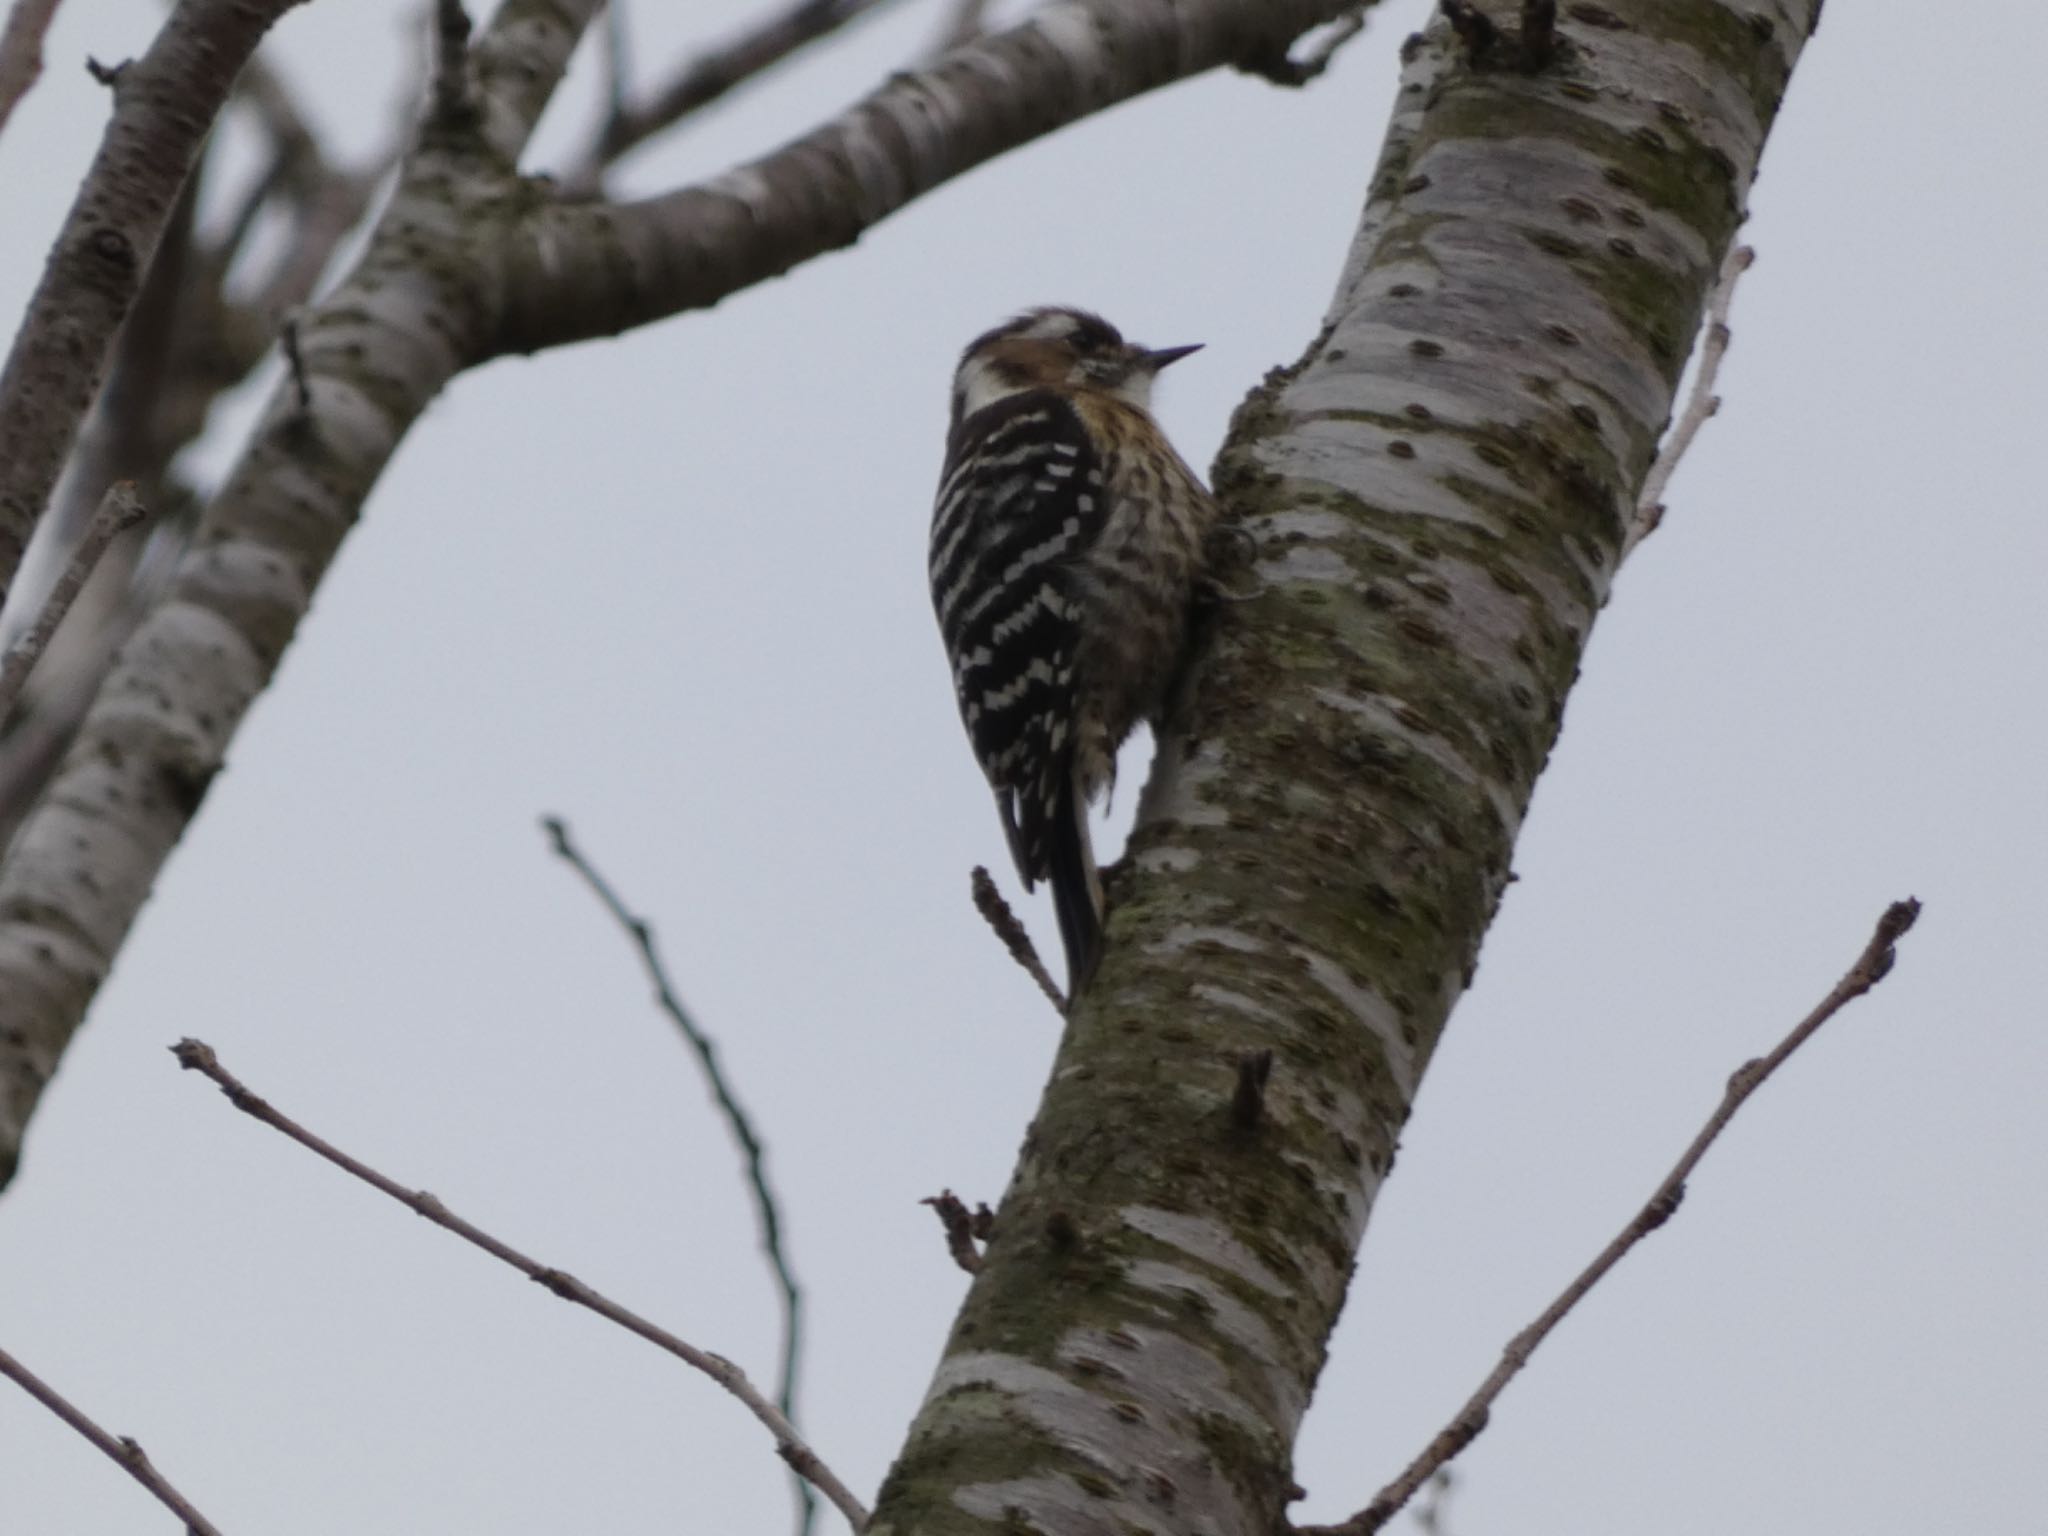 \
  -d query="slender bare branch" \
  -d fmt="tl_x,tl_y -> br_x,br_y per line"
171,1036 -> 870,1533
1623,242 -> 1756,562
0,0 -> 61,135
0,1341 -> 223,1536
541,814 -> 815,1535
970,865 -> 1064,1011
565,0 -> 906,192
432,0 -> 472,124
1300,898 -> 1922,1536
0,482 -> 145,726
0,0 -> 310,618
